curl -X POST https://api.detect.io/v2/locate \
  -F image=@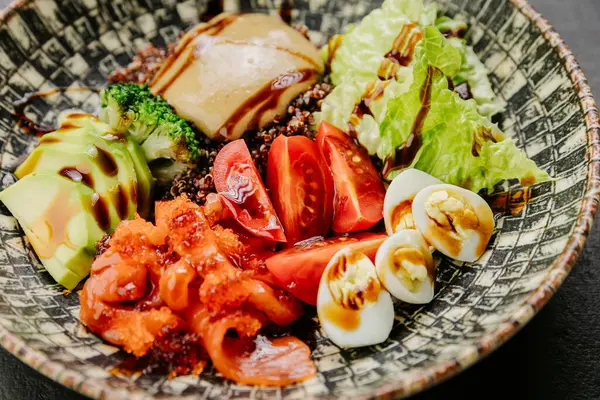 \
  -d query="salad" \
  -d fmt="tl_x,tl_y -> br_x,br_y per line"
1,0 -> 549,387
